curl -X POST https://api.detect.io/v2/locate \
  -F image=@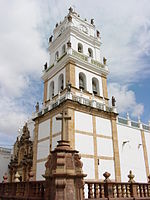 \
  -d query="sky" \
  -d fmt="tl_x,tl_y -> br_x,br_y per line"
0,0 -> 150,147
